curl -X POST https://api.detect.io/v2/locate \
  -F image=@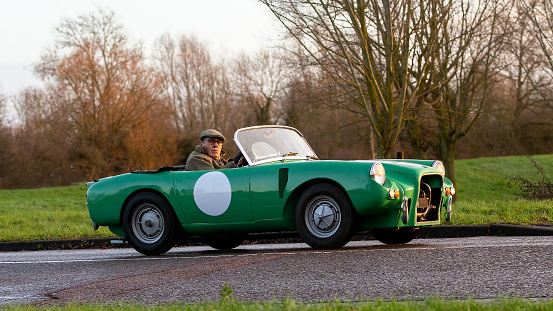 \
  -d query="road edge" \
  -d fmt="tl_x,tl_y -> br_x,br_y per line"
1,224 -> 552,252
